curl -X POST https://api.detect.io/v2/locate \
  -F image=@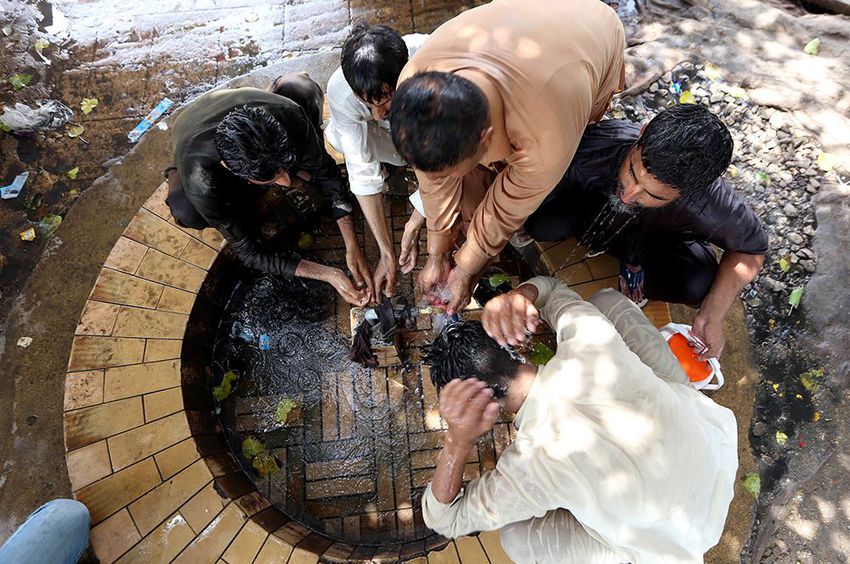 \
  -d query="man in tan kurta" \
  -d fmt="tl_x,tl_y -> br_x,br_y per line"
390,0 -> 625,312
